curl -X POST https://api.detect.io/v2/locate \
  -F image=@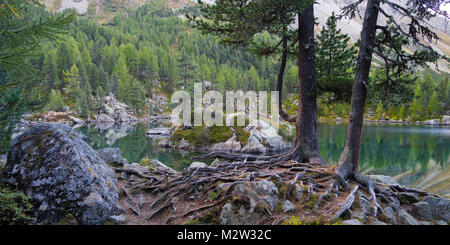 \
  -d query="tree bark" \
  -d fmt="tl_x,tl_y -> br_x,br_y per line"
291,5 -> 323,164
337,0 -> 380,179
